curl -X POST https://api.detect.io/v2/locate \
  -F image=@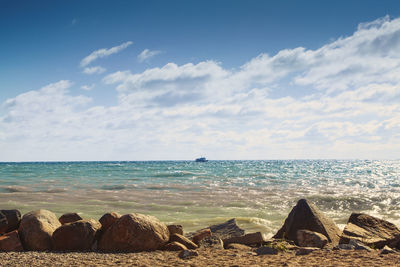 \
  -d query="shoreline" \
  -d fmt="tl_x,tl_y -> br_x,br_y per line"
2,199 -> 400,266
